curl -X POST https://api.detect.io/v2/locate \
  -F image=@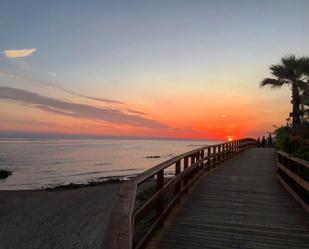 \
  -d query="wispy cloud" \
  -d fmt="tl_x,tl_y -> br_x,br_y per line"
0,69 -> 125,105
126,108 -> 148,116
3,48 -> 37,58
0,86 -> 166,129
